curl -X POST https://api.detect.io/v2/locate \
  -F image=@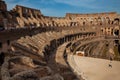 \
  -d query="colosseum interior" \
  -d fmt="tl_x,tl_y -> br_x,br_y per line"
0,0 -> 120,80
